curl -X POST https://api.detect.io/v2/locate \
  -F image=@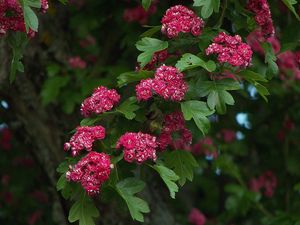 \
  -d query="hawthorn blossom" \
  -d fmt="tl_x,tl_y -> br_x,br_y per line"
246,30 -> 280,55
142,49 -> 169,71
192,137 -> 218,159
161,5 -> 204,38
0,128 -> 12,150
136,65 -> 188,101
0,0 -> 48,36
158,111 -> 192,151
64,126 -> 106,156
66,152 -> 111,196
249,171 -> 277,197
123,3 -> 157,24
247,0 -> 275,37
277,51 -> 300,80
218,129 -> 236,143
81,86 -> 120,117
116,132 -> 158,163
206,32 -> 253,67
68,56 -> 87,69
188,208 -> 206,225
